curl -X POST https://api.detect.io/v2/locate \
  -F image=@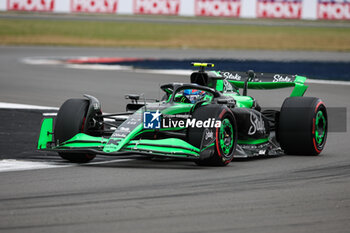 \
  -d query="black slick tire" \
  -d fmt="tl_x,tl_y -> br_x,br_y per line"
278,97 -> 327,155
54,99 -> 96,163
